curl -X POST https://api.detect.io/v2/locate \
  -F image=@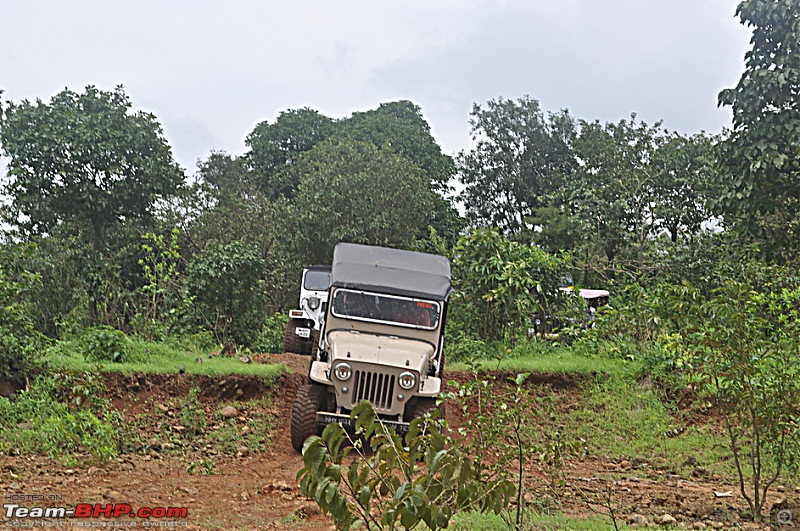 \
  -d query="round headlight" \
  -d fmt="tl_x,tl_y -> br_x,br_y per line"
334,362 -> 352,381
398,371 -> 417,390
307,296 -> 321,310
